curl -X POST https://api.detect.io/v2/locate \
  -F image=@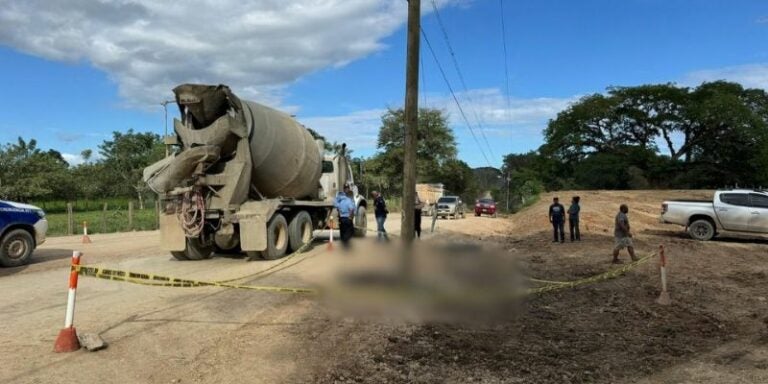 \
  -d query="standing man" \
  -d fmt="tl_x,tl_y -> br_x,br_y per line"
613,204 -> 638,263
568,196 -> 581,242
414,192 -> 424,239
334,185 -> 356,249
372,191 -> 389,242
548,197 -> 565,243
